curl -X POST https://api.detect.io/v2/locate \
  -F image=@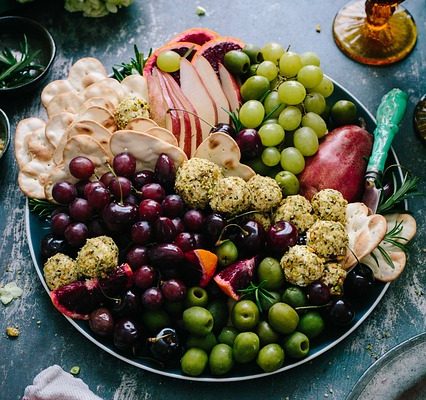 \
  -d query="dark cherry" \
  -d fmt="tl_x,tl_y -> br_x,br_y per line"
153,217 -> 177,243
236,128 -> 262,161
266,221 -> 298,255
204,213 -> 226,243
126,245 -> 148,270
113,152 -> 137,178
141,183 -> 166,202
108,176 -> 132,199
161,279 -> 187,302
307,281 -> 331,306
149,327 -> 182,363
328,299 -> 355,327
171,217 -> 185,234
141,287 -> 164,310
113,318 -> 142,354
69,156 -> 95,180
100,172 -> 115,188
41,233 -> 68,259
131,221 -> 151,245
133,265 -> 156,290
87,219 -> 107,237
344,263 -> 375,299
75,180 -> 89,198
64,222 -> 89,247
148,243 -> 184,268
133,170 -> 155,190
83,181 -> 105,198
154,153 -> 176,192
111,290 -> 141,317
69,198 -> 93,222
86,186 -> 110,210
102,202 -> 137,231
183,209 -> 204,232
236,220 -> 266,257
51,181 -> 77,205
211,123 -> 236,138
138,199 -> 162,222
162,194 -> 184,218
89,307 -> 114,337
51,212 -> 71,236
